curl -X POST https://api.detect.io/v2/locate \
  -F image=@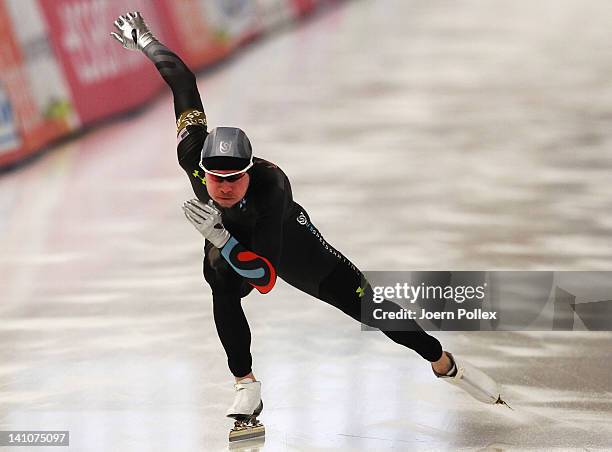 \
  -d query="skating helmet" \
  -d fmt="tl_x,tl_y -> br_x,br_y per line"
199,127 -> 253,176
